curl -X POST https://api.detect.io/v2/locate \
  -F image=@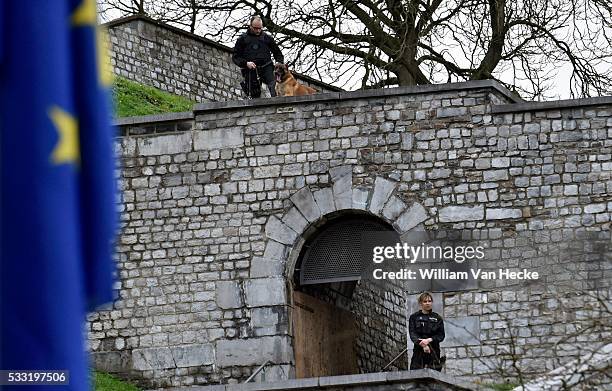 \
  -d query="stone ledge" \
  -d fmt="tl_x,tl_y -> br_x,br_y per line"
104,15 -> 237,55
193,80 -> 521,113
491,95 -> 612,113
113,111 -> 194,126
158,370 -> 481,390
